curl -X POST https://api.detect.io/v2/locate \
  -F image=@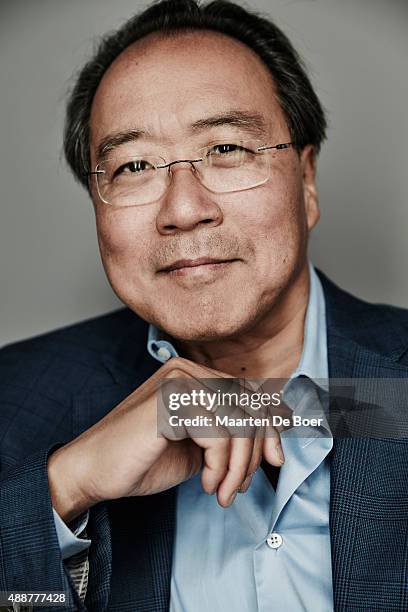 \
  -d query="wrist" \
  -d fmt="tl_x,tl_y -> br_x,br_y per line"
47,444 -> 95,524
